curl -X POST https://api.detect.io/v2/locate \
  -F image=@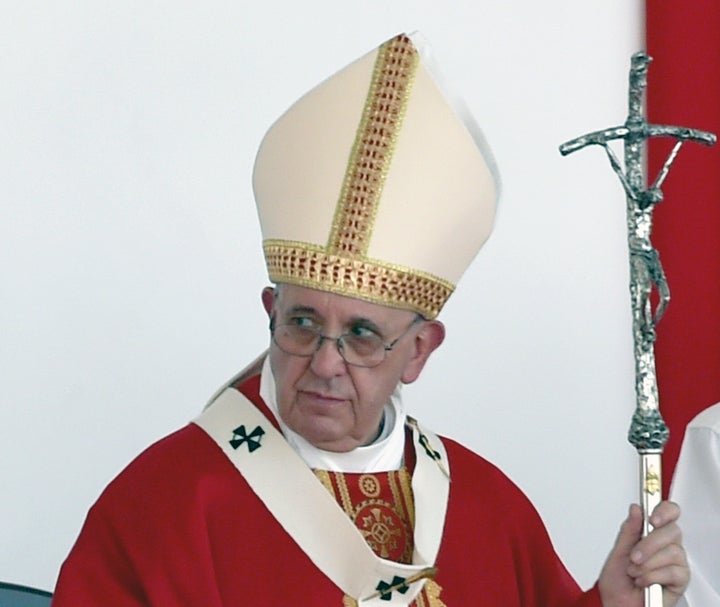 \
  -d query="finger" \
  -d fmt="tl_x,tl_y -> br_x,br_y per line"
631,519 -> 683,567
631,562 -> 688,596
628,540 -> 686,576
648,500 -> 681,528
627,539 -> 688,596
